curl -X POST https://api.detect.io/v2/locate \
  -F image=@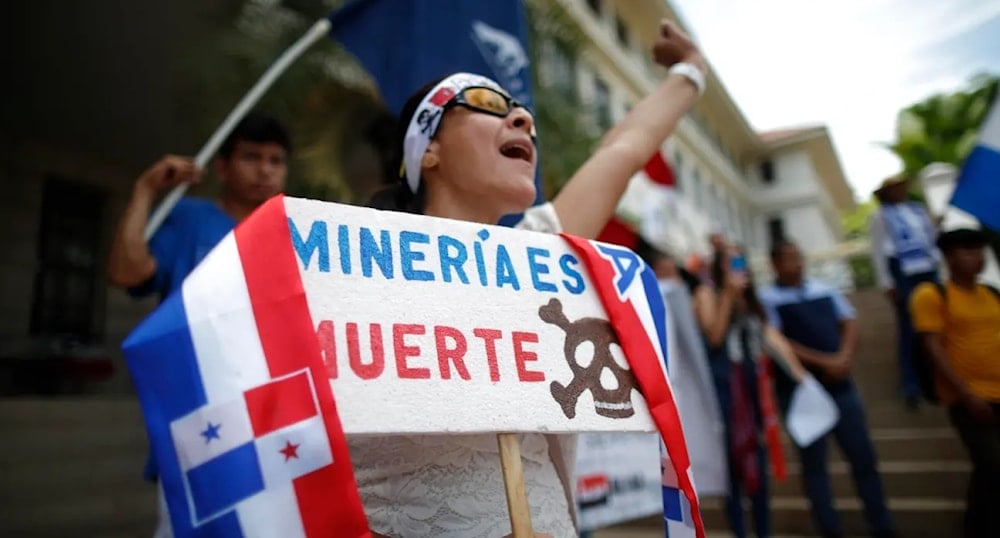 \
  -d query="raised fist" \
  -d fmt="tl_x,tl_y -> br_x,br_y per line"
652,19 -> 705,73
